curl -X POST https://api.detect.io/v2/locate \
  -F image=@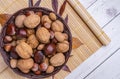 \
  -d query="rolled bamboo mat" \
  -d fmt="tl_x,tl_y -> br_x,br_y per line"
68,0 -> 111,46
